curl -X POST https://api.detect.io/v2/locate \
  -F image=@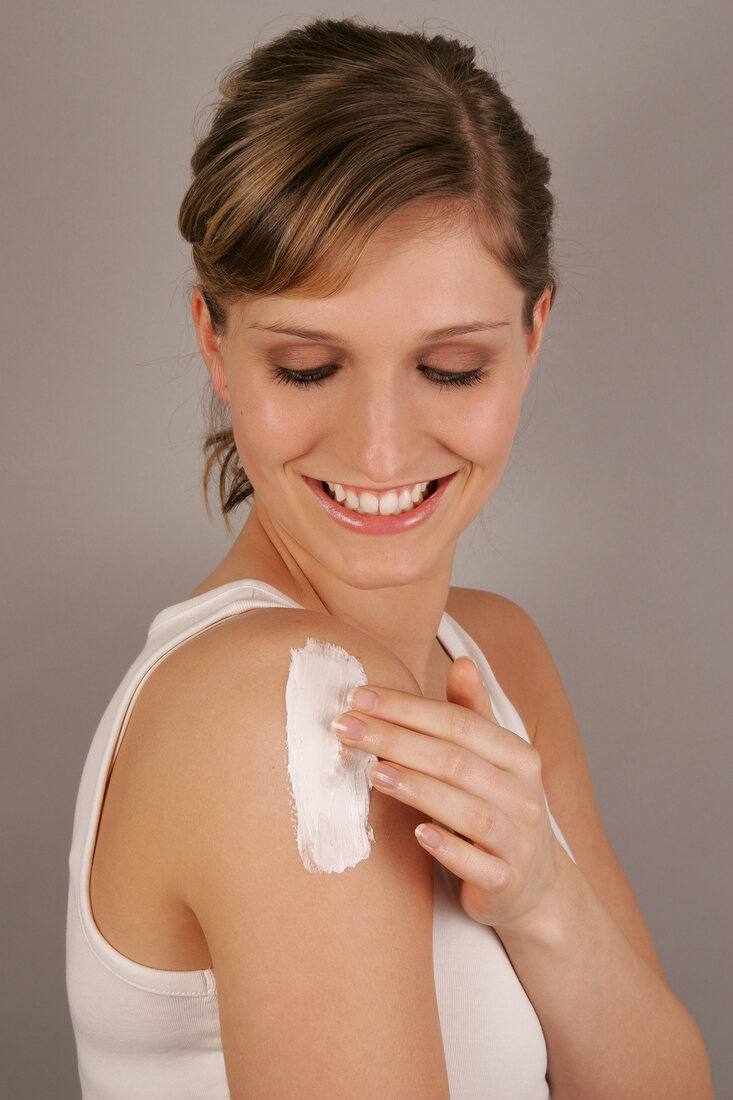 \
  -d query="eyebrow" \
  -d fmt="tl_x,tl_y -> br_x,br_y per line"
247,319 -> 511,342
